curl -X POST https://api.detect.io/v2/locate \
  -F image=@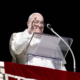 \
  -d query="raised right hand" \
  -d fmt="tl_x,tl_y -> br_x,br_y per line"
27,17 -> 37,34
